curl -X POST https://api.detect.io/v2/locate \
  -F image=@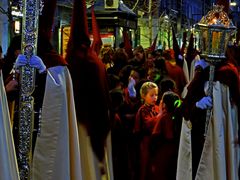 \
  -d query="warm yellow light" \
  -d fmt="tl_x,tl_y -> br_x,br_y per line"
14,21 -> 21,34
212,18 -> 217,24
230,2 -> 237,6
